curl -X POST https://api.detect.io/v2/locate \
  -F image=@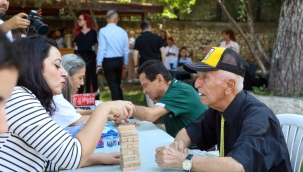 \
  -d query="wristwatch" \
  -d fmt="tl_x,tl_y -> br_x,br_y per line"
182,154 -> 194,172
